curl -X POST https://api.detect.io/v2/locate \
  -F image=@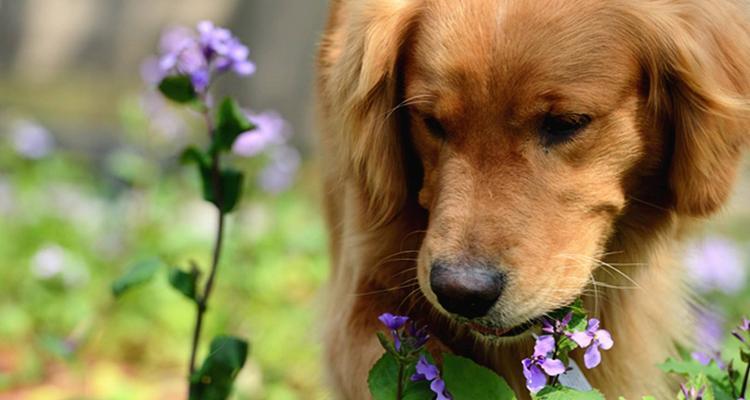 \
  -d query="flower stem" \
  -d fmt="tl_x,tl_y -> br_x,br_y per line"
188,97 -> 226,383
740,358 -> 750,399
